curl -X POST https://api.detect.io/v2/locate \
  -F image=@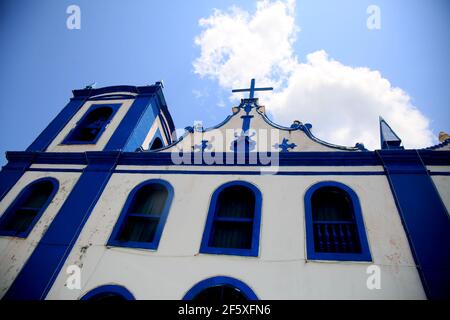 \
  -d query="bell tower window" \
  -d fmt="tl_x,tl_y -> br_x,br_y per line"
63,104 -> 118,144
